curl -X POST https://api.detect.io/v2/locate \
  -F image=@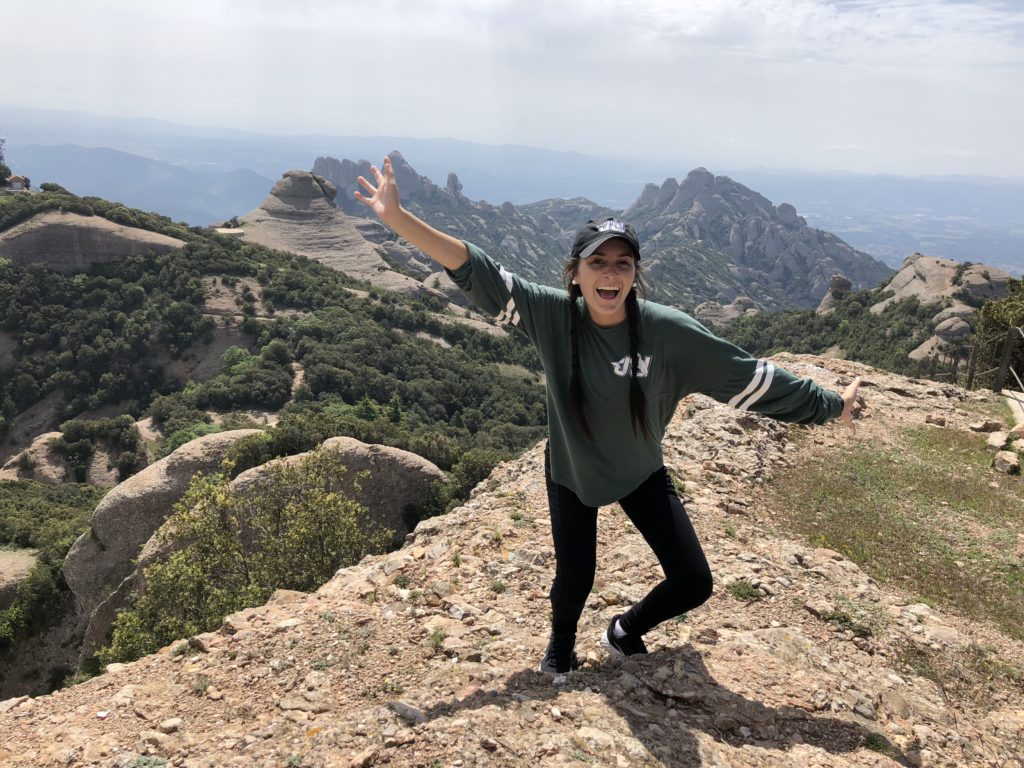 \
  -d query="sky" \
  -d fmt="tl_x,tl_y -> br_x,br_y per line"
6,0 -> 1024,178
